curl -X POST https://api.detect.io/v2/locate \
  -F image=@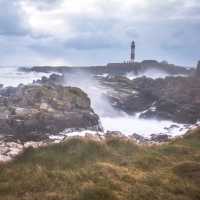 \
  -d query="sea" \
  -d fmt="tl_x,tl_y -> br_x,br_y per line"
0,66 -> 194,138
